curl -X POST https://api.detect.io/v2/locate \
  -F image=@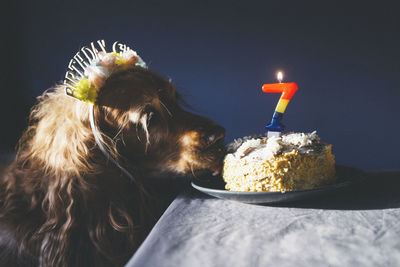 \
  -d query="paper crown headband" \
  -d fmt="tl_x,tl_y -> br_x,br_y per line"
64,40 -> 147,103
